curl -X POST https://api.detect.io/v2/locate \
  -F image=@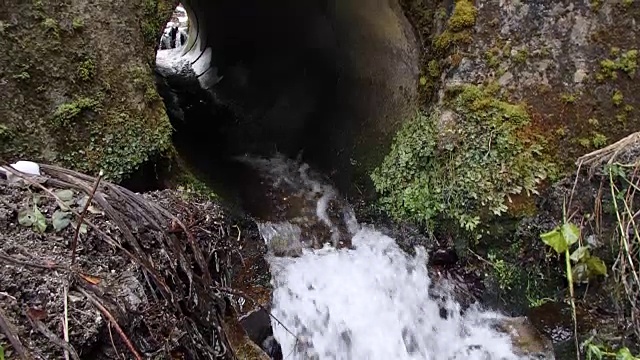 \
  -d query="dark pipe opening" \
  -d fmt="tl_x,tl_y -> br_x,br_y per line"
152,0 -> 419,204
150,1 -> 418,356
